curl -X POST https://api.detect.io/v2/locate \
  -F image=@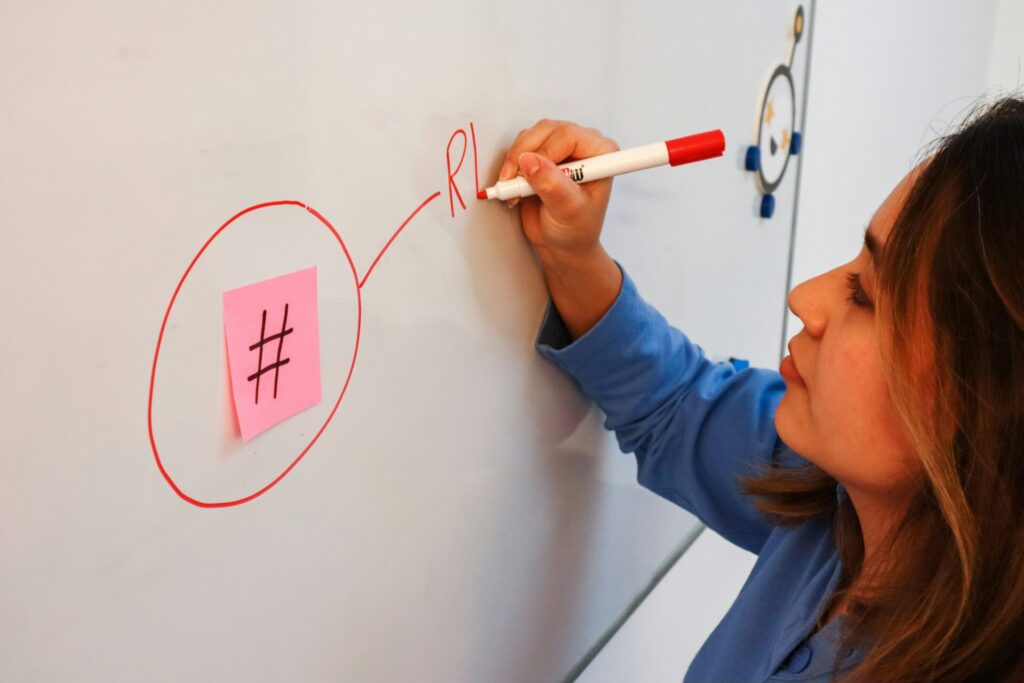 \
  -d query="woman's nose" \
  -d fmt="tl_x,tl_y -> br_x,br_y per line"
787,269 -> 837,337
